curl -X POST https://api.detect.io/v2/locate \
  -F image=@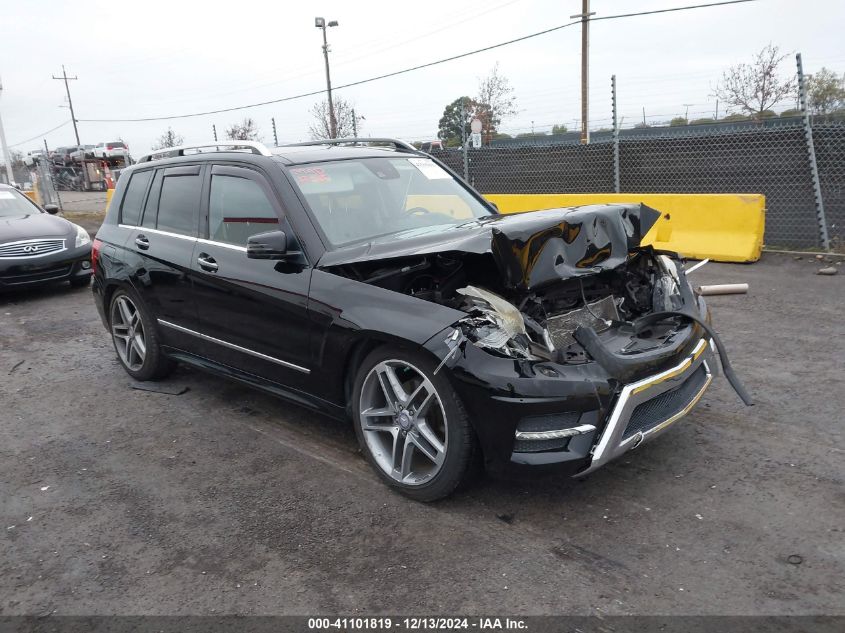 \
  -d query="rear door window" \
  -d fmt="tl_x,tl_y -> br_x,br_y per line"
208,168 -> 279,246
155,167 -> 201,237
119,170 -> 152,226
